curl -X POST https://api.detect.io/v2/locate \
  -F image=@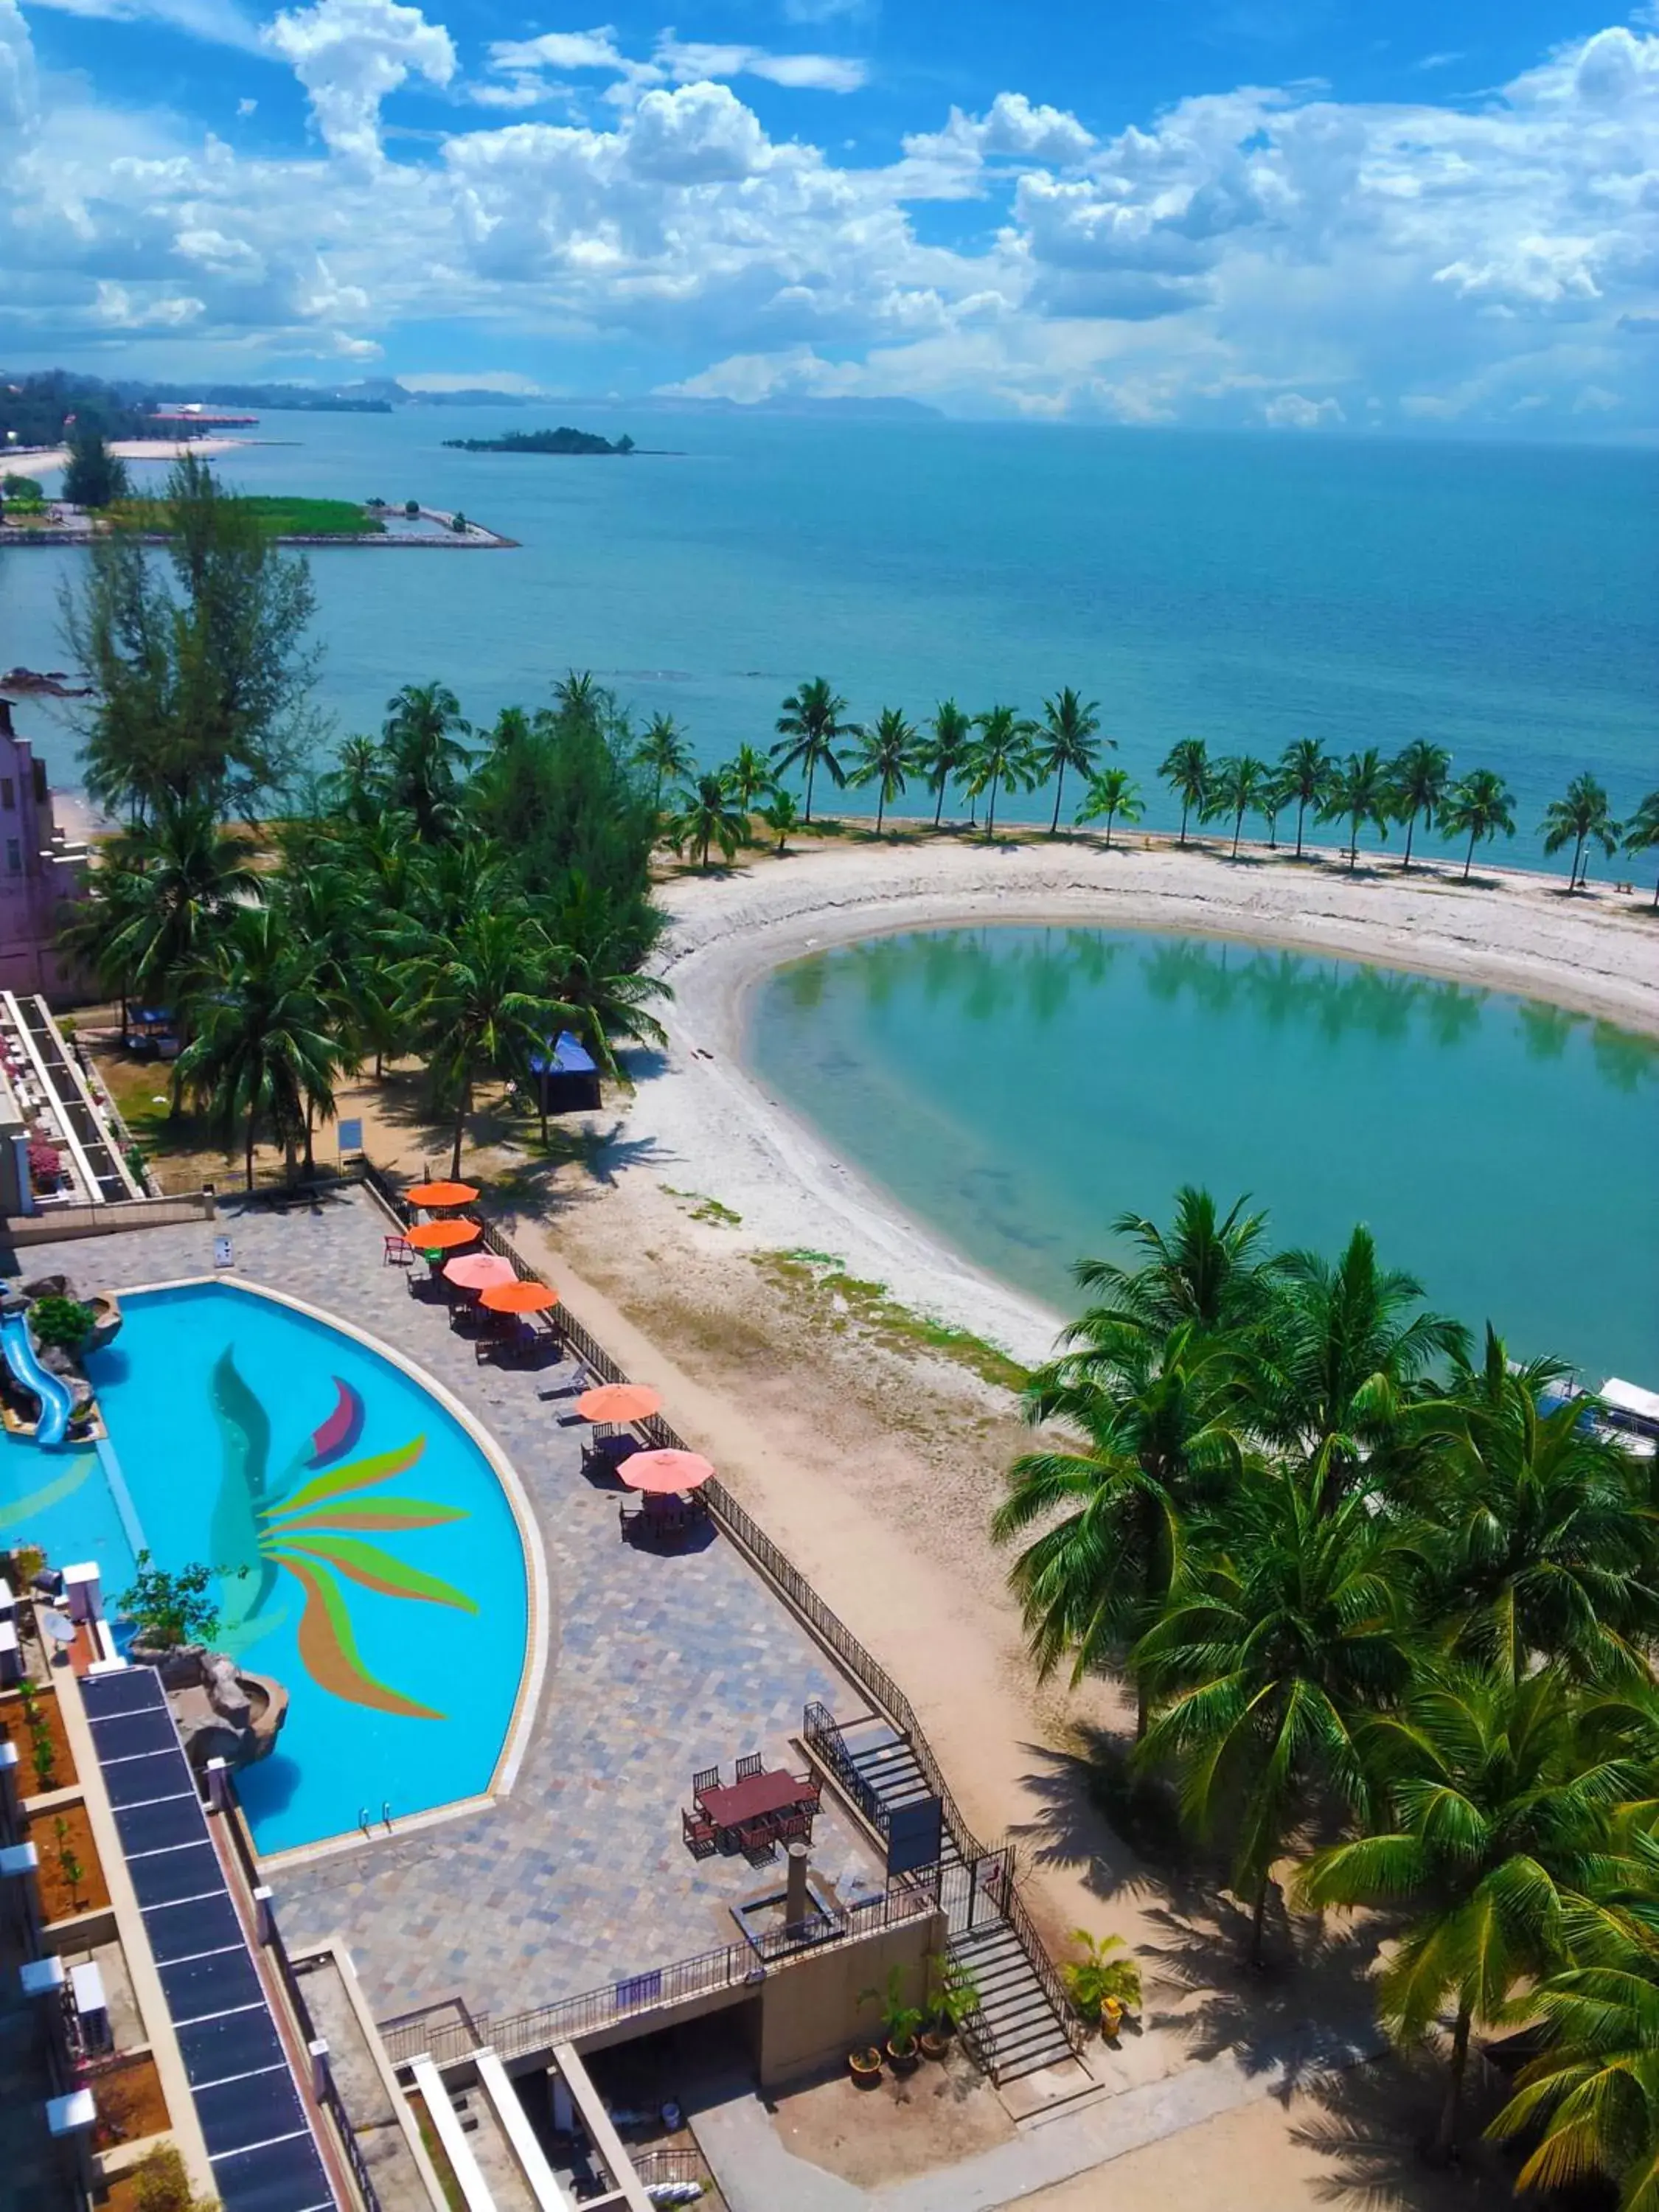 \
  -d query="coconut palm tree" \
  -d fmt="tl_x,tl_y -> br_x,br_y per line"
1624,788 -> 1659,909
1252,1224 -> 1469,1506
1034,688 -> 1107,835
1277,739 -> 1333,860
772,678 -> 859,823
1205,755 -> 1269,859
380,681 -> 472,841
921,700 -> 975,830
1137,1468 -> 1417,1964
1320,747 -> 1393,870
536,874 -> 671,1082
967,706 -> 1037,839
1159,739 -> 1211,847
392,905 -> 564,1178
994,1325 -> 1247,1730
1489,1899 -> 1659,2209
58,846 -> 162,1035
1260,768 -> 1293,850
1543,773 -> 1623,891
1408,1328 -> 1659,1681
758,788 -> 800,855
1441,768 -> 1516,881
1075,767 -> 1143,850
176,905 -> 342,1189
1390,740 -> 1452,874
1297,1664 -> 1650,2162
633,714 -> 693,813
720,742 -> 774,819
1068,1187 -> 1275,1349
664,773 -> 749,870
850,709 -> 919,833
